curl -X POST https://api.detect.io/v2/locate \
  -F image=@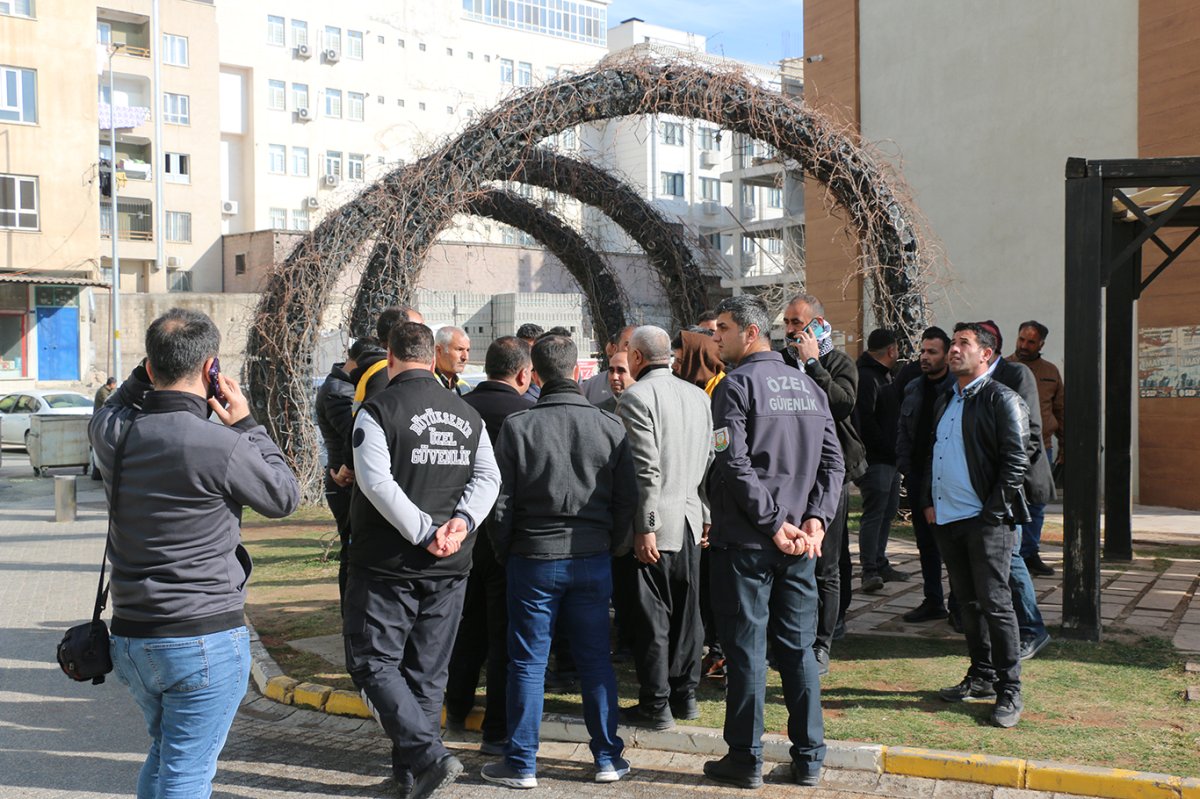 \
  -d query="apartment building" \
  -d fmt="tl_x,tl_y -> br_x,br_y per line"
0,0 -> 219,387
